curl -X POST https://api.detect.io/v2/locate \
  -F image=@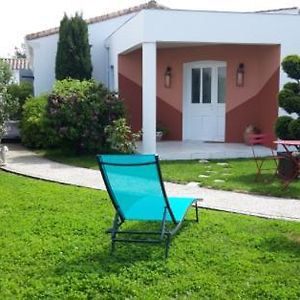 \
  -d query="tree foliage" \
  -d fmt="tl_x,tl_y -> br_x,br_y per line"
55,13 -> 92,80
20,95 -> 49,148
7,82 -> 33,119
0,60 -> 12,85
13,44 -> 26,59
0,62 -> 12,141
276,55 -> 300,139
